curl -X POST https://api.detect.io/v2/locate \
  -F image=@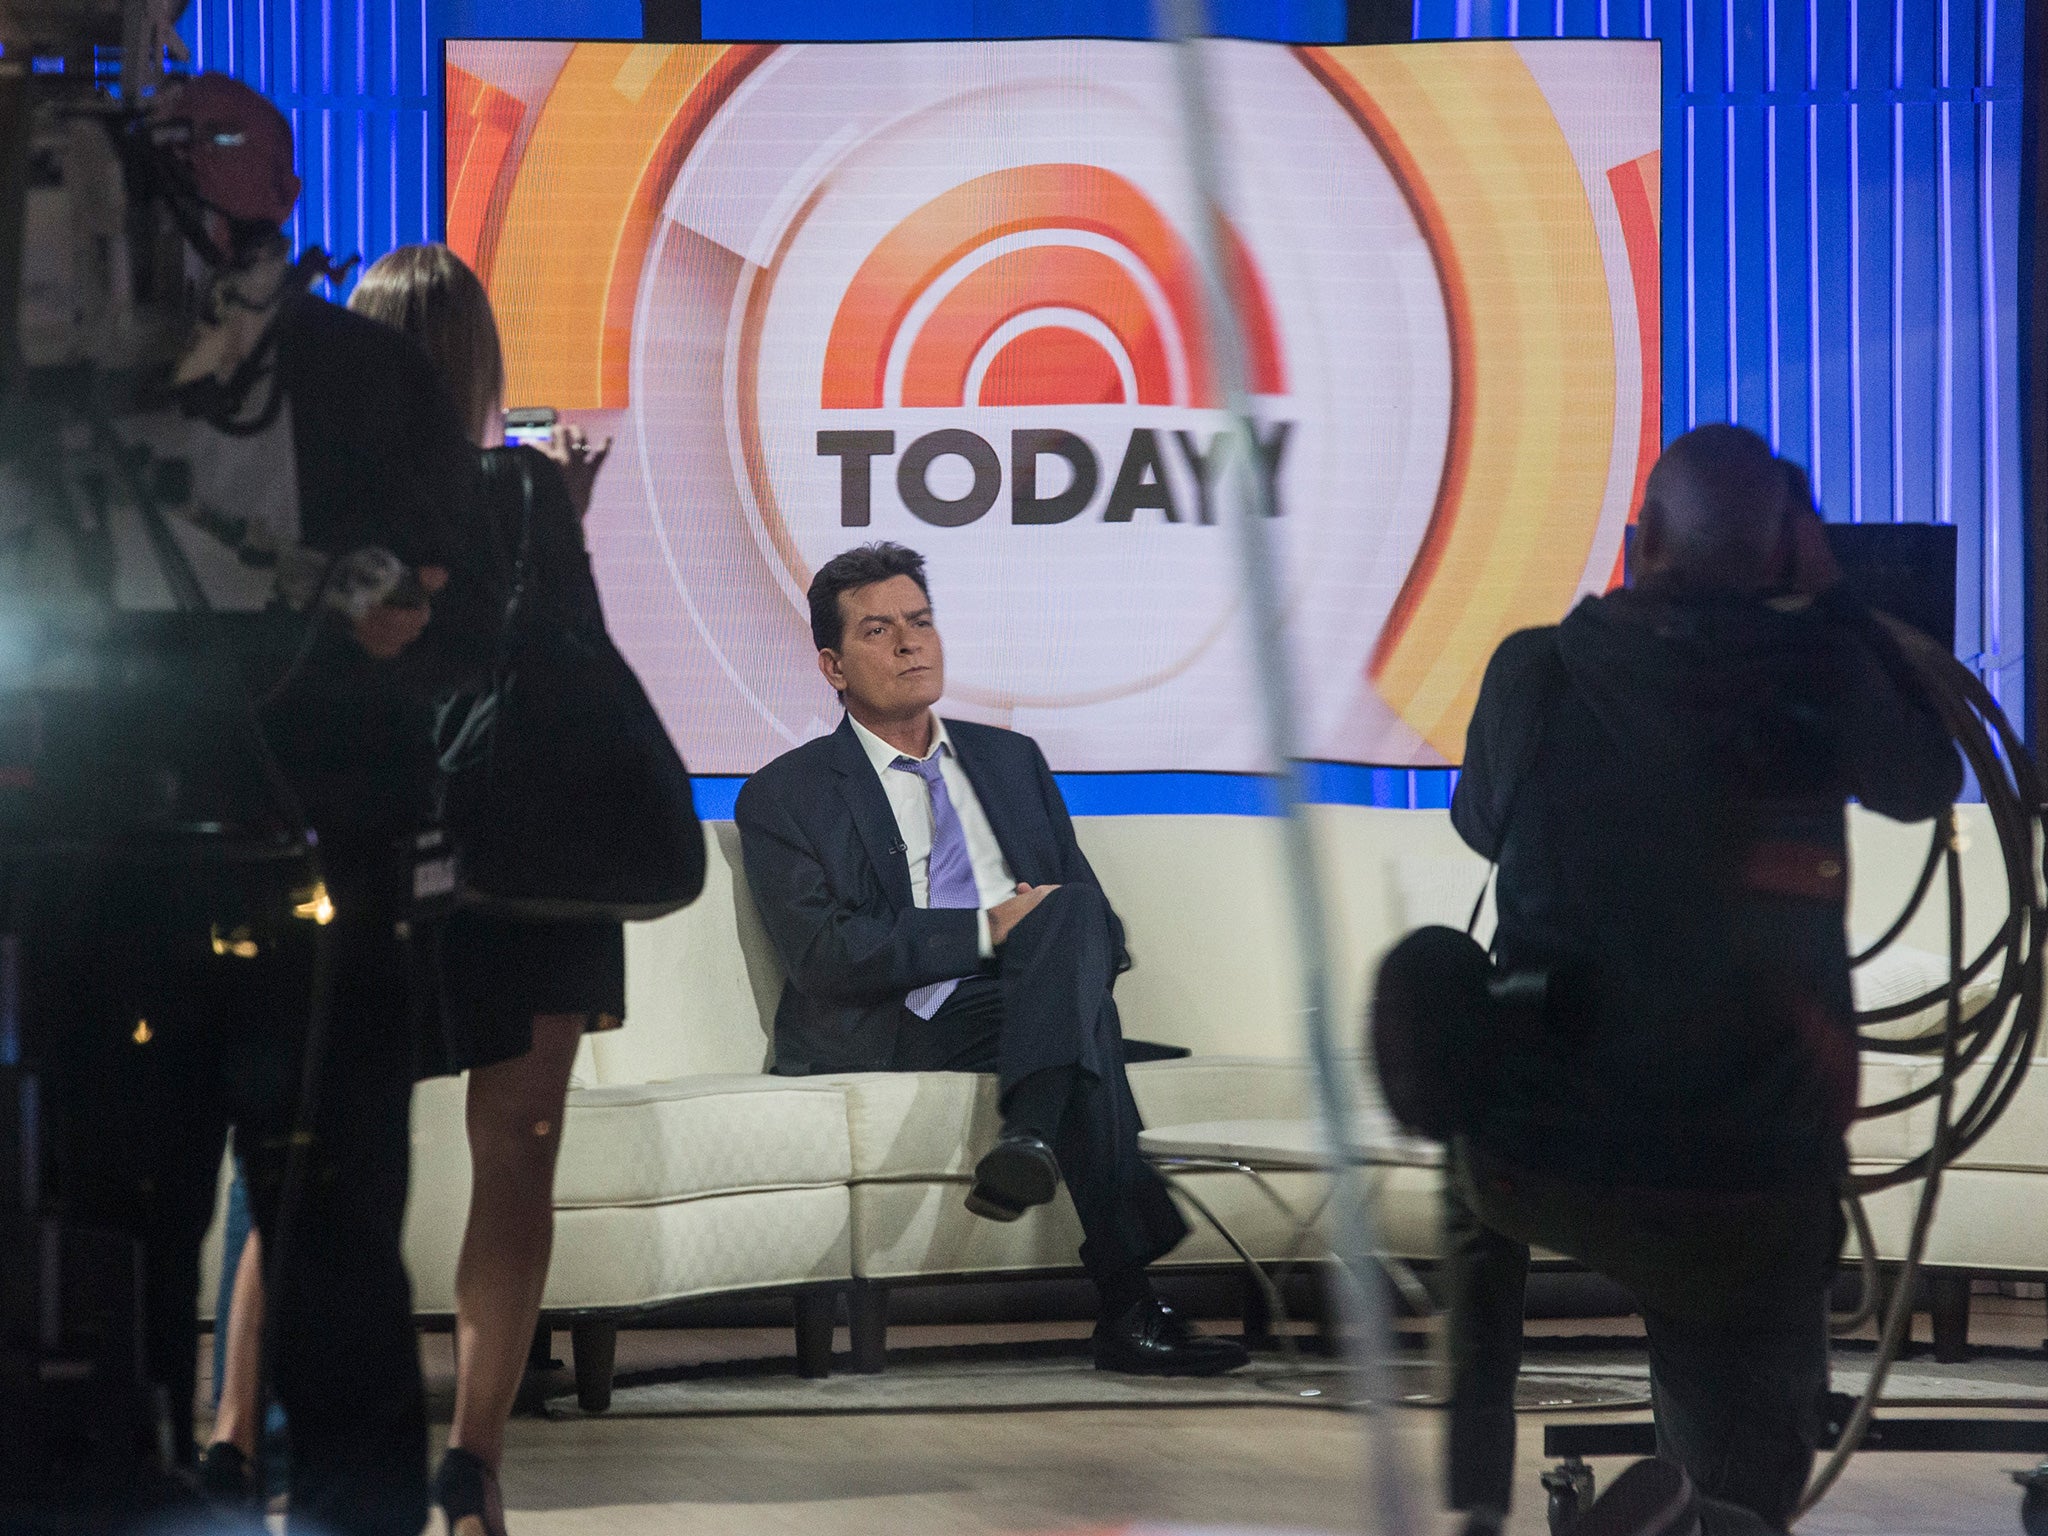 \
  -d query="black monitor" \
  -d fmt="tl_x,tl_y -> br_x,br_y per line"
1823,524 -> 1958,651
1620,522 -> 1959,650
